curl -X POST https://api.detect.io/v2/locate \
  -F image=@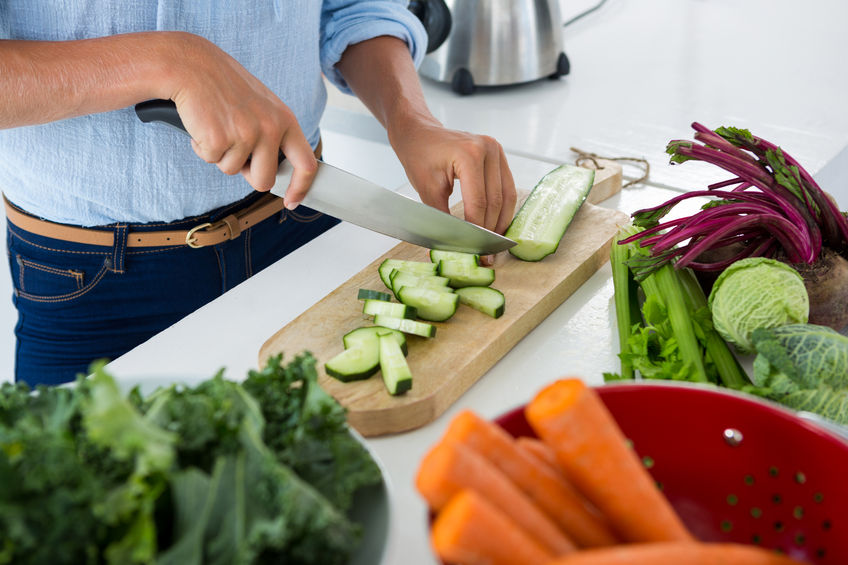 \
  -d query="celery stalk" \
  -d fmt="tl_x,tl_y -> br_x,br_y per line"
610,226 -> 643,379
